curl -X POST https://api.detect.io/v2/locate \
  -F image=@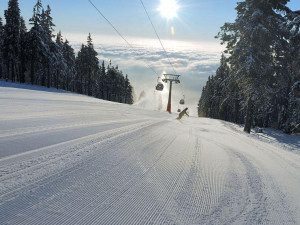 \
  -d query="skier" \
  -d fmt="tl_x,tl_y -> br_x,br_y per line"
176,107 -> 189,120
